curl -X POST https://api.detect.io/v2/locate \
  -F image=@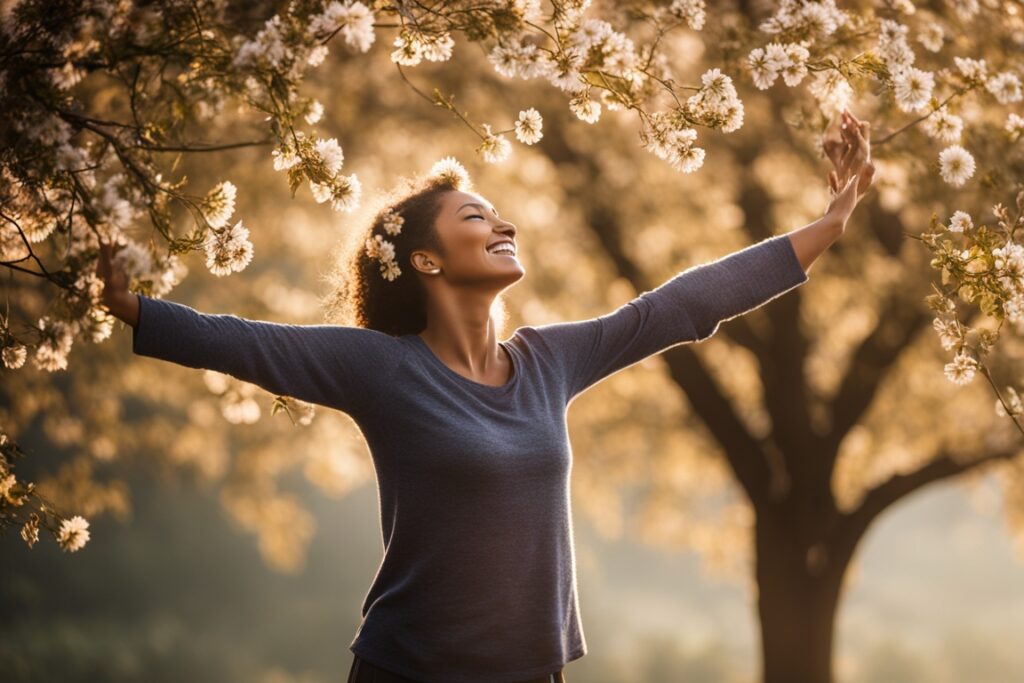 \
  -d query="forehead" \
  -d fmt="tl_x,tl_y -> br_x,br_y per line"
443,190 -> 495,213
